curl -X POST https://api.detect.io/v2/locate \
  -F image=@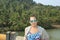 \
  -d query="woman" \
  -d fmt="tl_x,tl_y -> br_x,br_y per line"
24,15 -> 49,40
